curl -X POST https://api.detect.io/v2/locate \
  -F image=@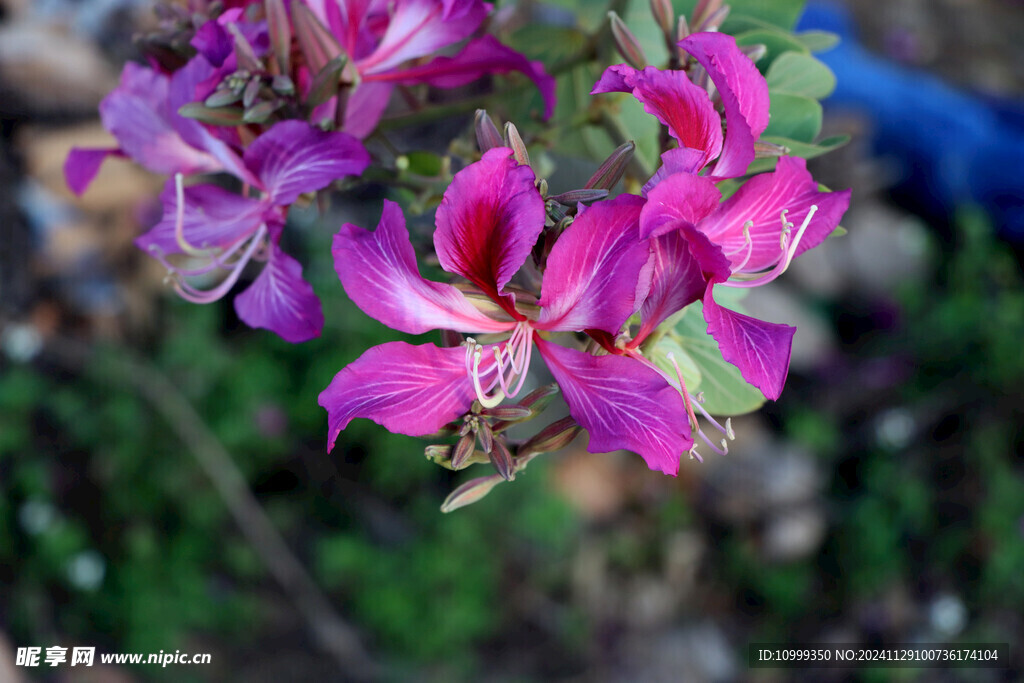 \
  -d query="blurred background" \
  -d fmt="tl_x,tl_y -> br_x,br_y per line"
1,0 -> 1022,681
